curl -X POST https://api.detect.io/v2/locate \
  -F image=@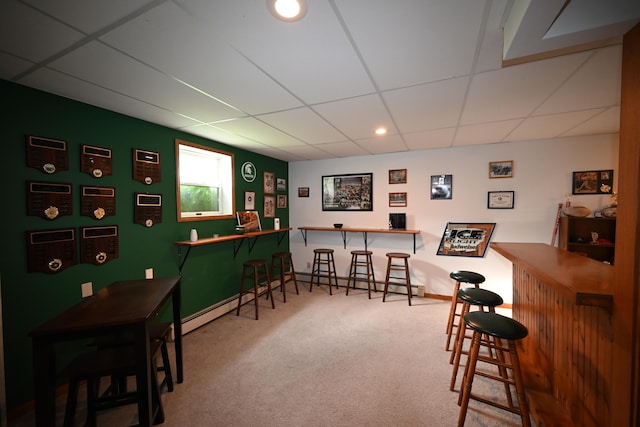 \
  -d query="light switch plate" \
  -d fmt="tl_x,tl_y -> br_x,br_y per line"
81,282 -> 93,298
145,268 -> 153,279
